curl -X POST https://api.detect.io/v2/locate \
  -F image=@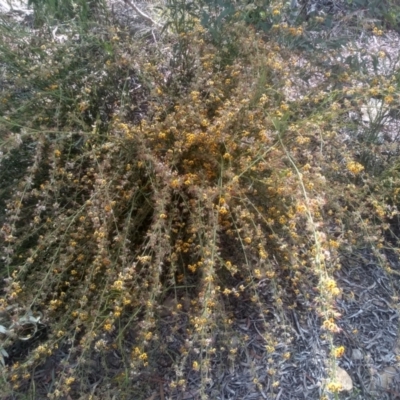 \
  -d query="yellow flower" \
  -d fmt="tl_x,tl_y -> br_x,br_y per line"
219,207 -> 229,216
322,319 -> 340,333
333,345 -> 345,358
330,102 -> 340,111
296,136 -> 310,145
112,280 -> 124,290
329,239 -> 339,248
104,323 -> 113,332
259,94 -> 268,105
170,179 -> 180,188
384,95 -> 394,104
65,377 -> 75,385
266,270 -> 275,279
326,381 -> 342,393
132,347 -> 141,357
259,249 -> 268,259
346,161 -> 364,175
372,26 -> 383,36
265,345 -> 274,353
254,269 -> 262,279
280,103 -> 289,111
324,278 -> 337,291
188,264 -> 197,273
